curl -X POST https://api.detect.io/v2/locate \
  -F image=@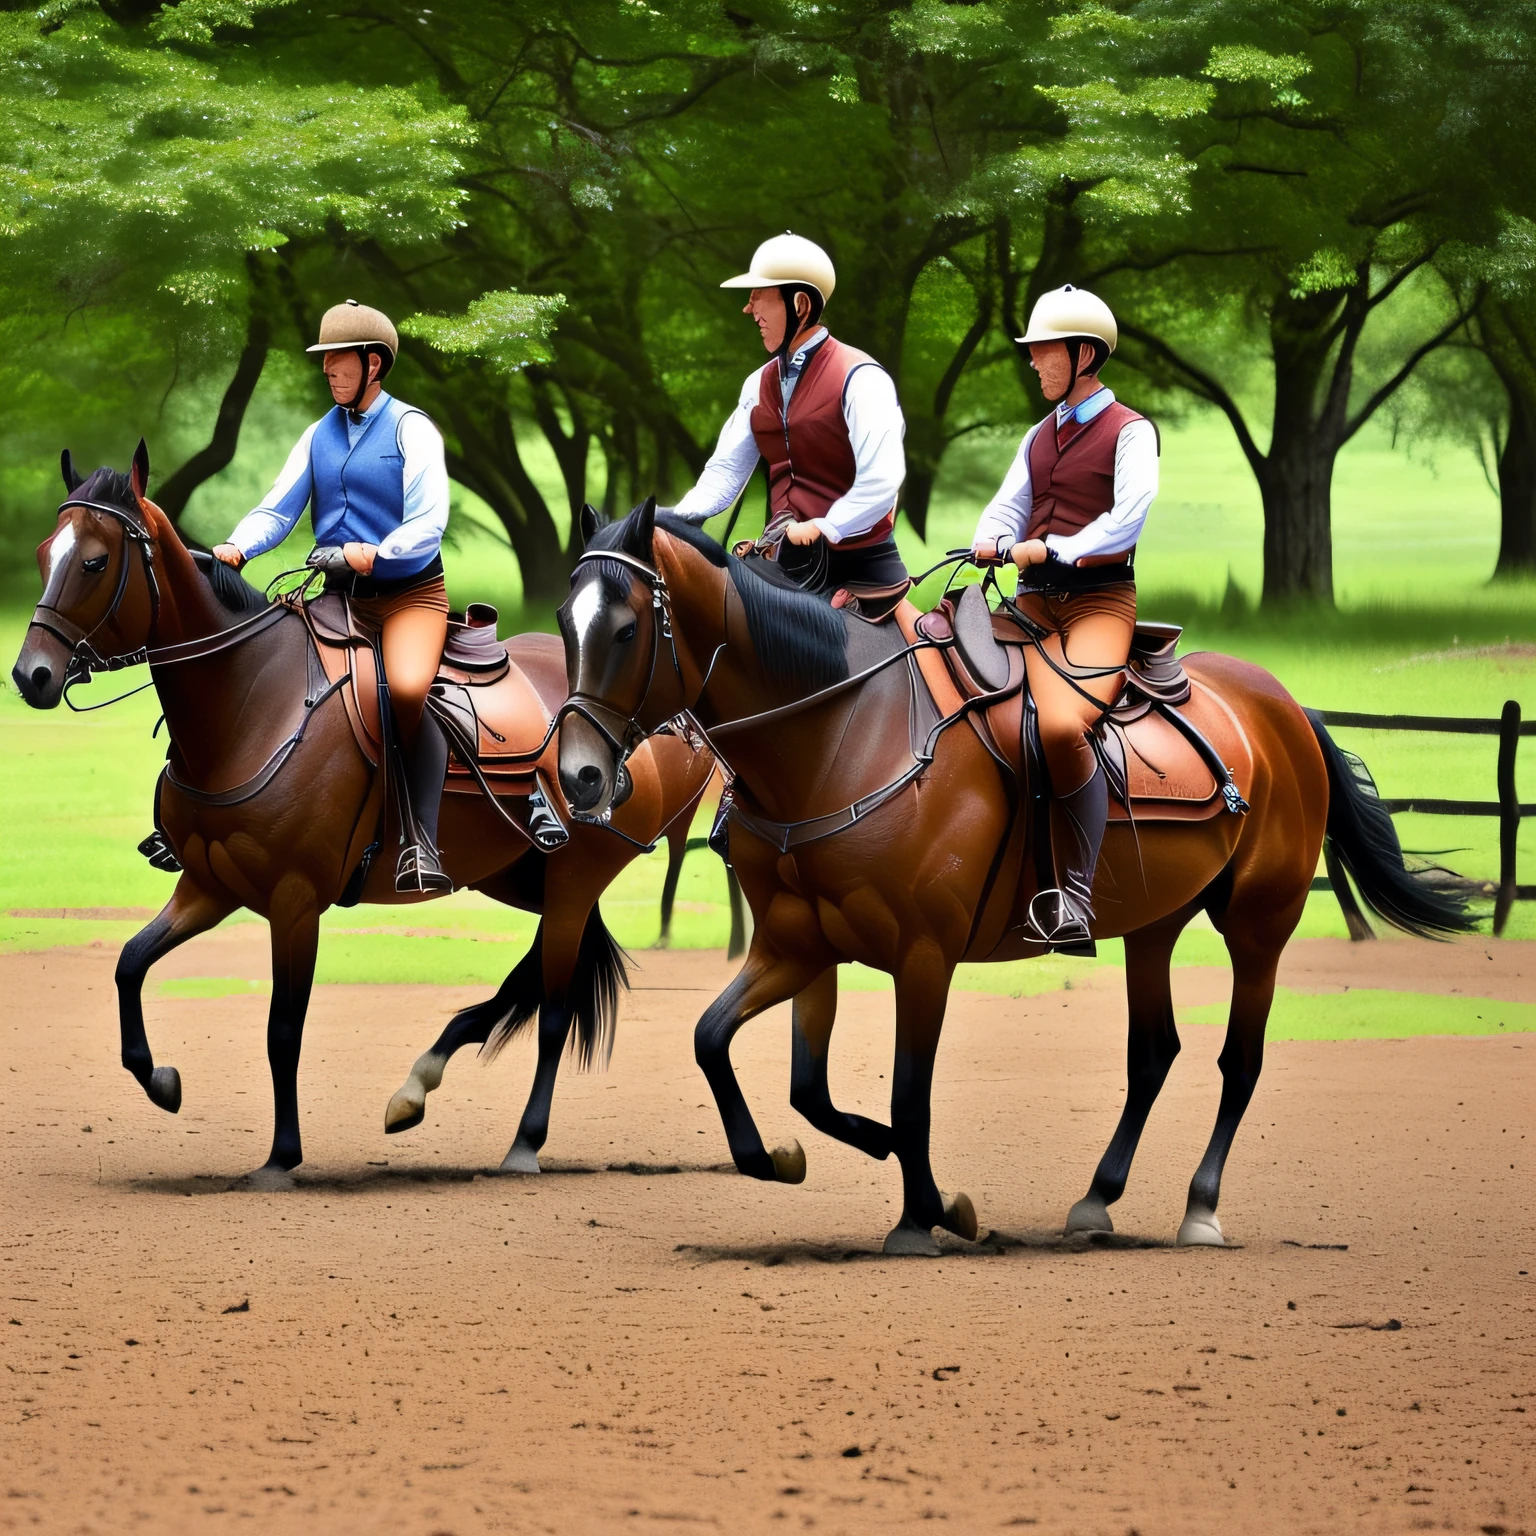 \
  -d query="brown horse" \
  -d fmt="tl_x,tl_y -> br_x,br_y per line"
9,446 -> 715,1185
556,504 -> 1475,1254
